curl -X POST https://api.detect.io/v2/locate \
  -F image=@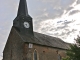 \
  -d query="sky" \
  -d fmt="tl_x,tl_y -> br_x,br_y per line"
0,0 -> 80,59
